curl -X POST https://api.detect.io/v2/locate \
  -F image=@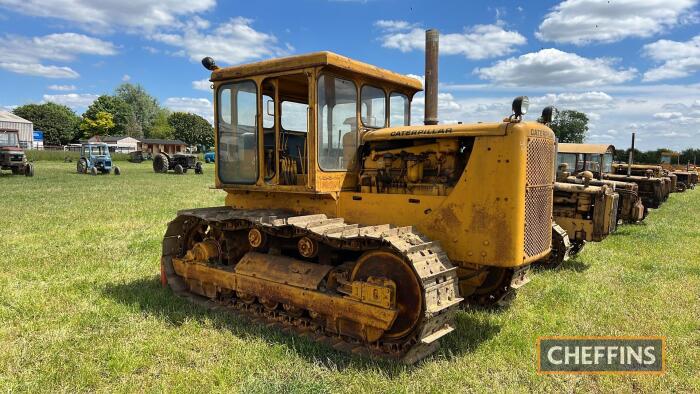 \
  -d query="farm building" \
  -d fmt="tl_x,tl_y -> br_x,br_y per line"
0,111 -> 33,149
87,135 -> 139,153
138,138 -> 187,155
